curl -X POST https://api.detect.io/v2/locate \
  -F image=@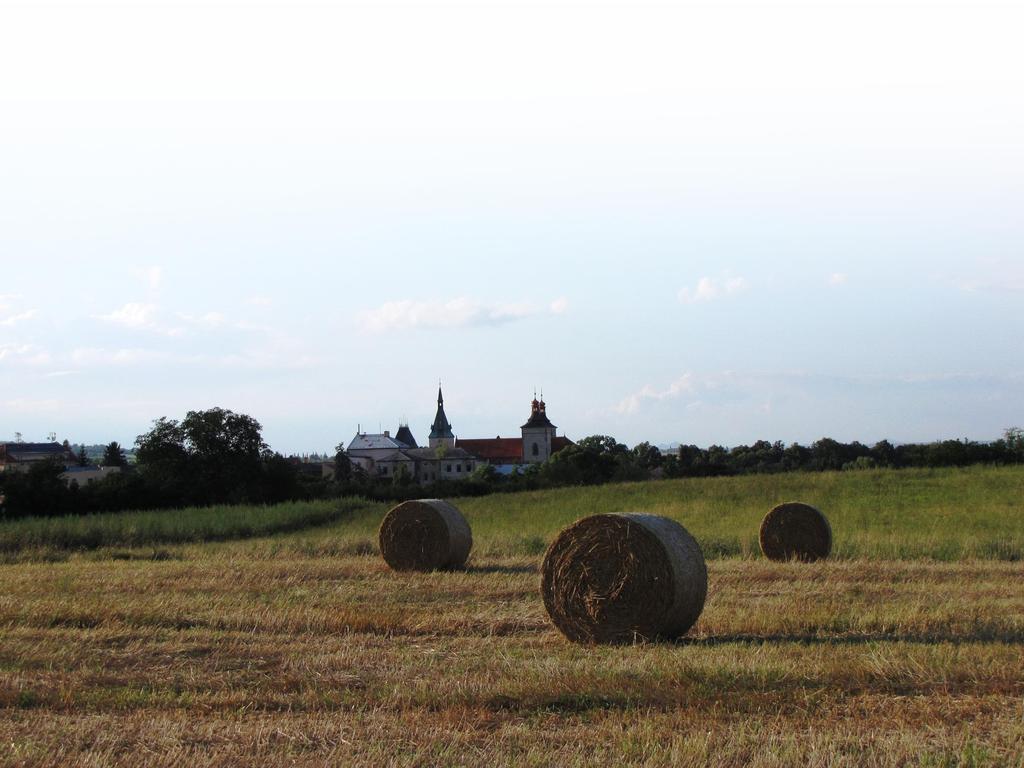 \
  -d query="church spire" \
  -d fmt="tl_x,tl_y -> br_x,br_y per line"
429,381 -> 455,445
